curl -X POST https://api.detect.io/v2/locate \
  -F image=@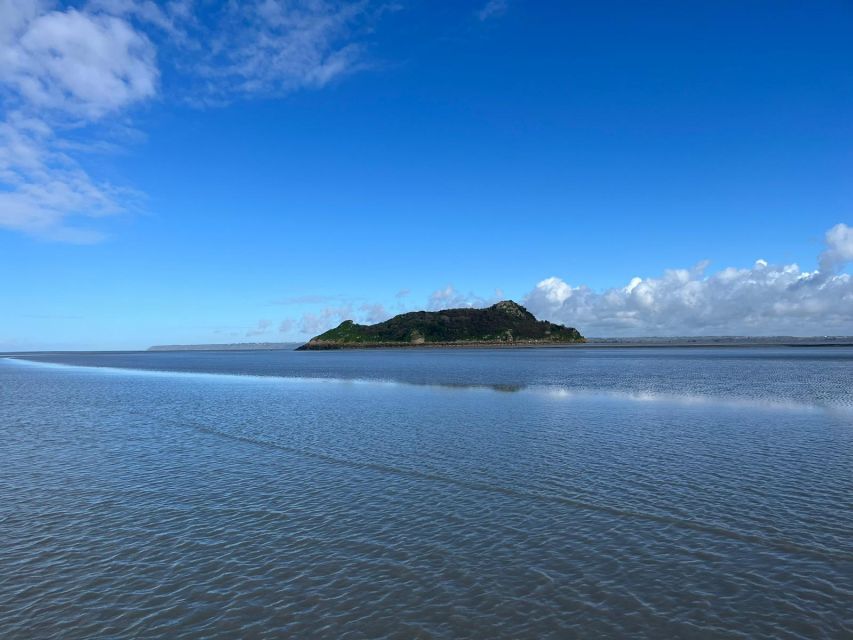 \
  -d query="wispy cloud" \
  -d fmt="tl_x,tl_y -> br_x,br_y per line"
87,0 -> 192,40
360,302 -> 390,323
86,0 -> 371,99
246,318 -> 272,337
0,111 -> 141,242
0,1 -> 156,241
0,0 -> 385,242
477,0 -> 508,21
298,304 -> 354,335
289,300 -> 388,336
427,284 -> 498,310
188,0 -> 374,103
525,223 -> 853,336
273,292 -> 394,337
